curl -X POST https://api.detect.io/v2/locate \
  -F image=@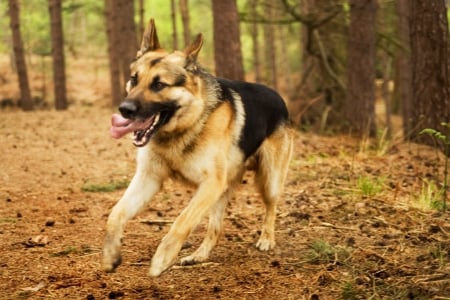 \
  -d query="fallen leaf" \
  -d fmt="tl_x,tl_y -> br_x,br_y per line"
22,235 -> 49,248
20,281 -> 45,292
